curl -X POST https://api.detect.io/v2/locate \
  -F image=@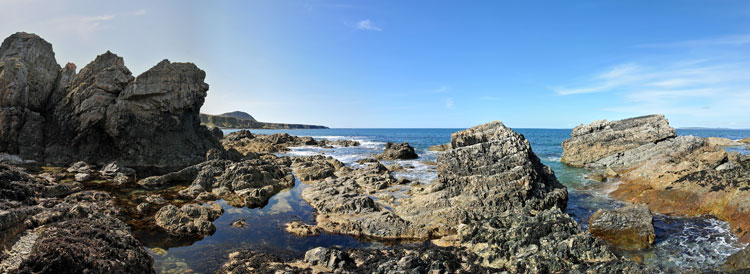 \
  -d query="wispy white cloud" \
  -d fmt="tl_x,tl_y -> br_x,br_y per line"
356,19 -> 382,31
51,14 -> 116,37
445,98 -> 455,109
132,9 -> 146,16
431,85 -> 450,93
